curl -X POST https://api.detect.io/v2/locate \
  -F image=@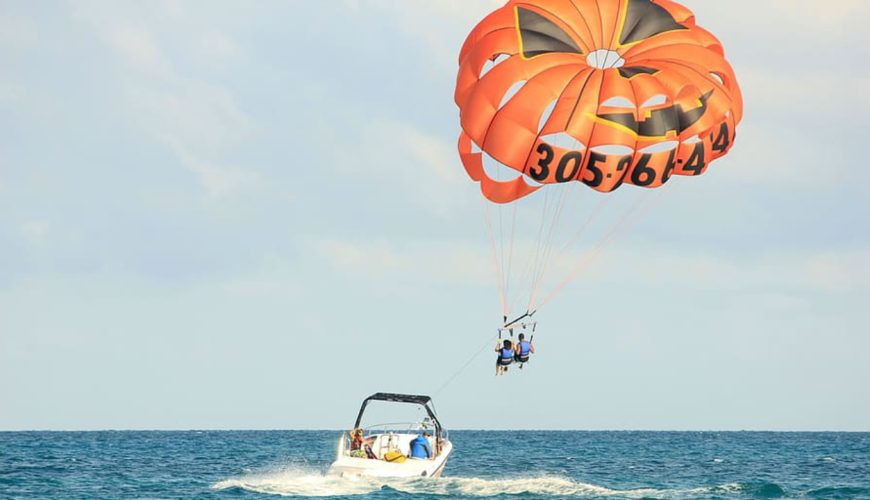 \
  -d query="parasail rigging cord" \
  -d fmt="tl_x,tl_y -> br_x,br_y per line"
498,310 -> 537,339
432,333 -> 499,397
